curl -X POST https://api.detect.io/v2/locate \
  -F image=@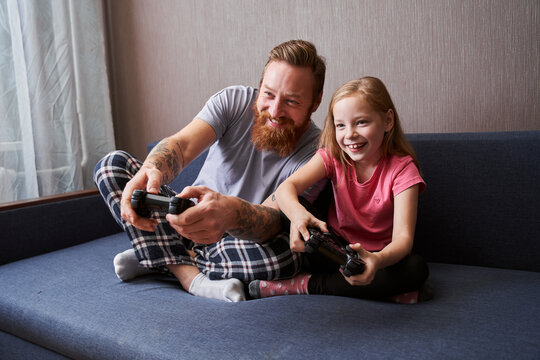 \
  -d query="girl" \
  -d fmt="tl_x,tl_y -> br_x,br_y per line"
249,77 -> 430,303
